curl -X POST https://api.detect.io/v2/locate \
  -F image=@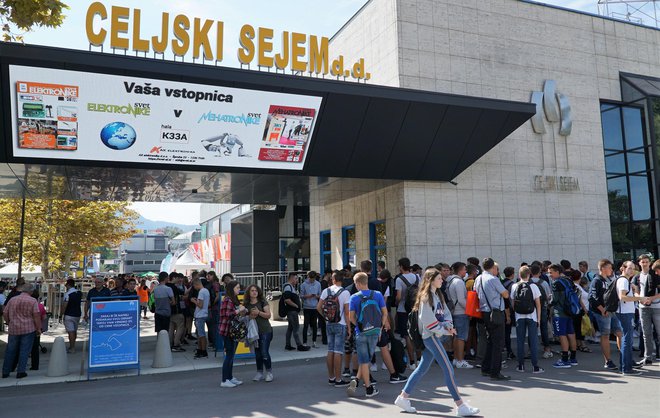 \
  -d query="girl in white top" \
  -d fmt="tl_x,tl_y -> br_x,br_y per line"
394,268 -> 479,417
